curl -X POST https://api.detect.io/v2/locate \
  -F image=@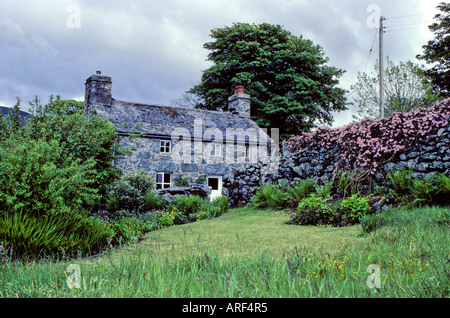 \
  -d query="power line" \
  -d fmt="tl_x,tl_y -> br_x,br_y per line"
384,27 -> 423,33
385,21 -> 432,28
385,13 -> 425,20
